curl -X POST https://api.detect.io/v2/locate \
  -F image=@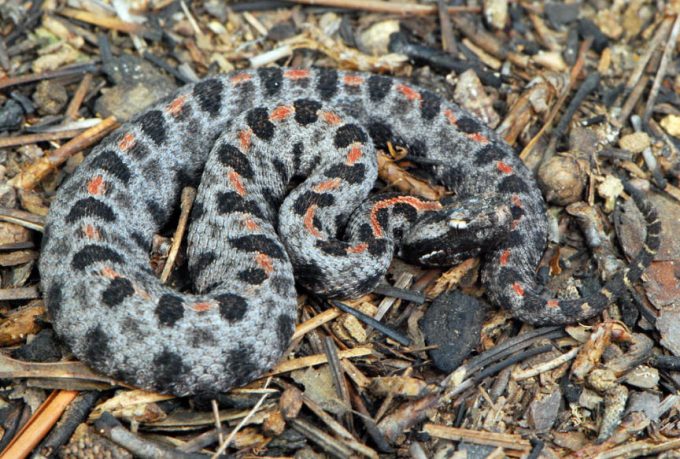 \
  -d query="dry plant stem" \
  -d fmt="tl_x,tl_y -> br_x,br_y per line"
288,0 -> 480,16
0,207 -> 45,232
423,424 -> 532,455
322,337 -> 353,429
512,347 -> 579,380
623,16 -> 674,95
268,347 -> 372,376
94,412 -> 200,459
291,308 -> 340,341
65,73 -> 93,120
519,37 -> 593,161
614,75 -> 650,129
34,391 -> 100,458
211,378 -> 272,459
211,400 -> 224,447
59,8 -> 145,34
0,63 -> 99,91
449,15 -> 529,68
0,129 -> 88,148
437,0 -> 457,53
0,287 -> 39,301
642,14 -> 680,125
160,187 -> 197,283
0,353 -> 122,386
9,116 -> 119,191
289,417 -> 354,458
0,390 -> 78,459
297,389 -> 379,458
597,438 -> 680,459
